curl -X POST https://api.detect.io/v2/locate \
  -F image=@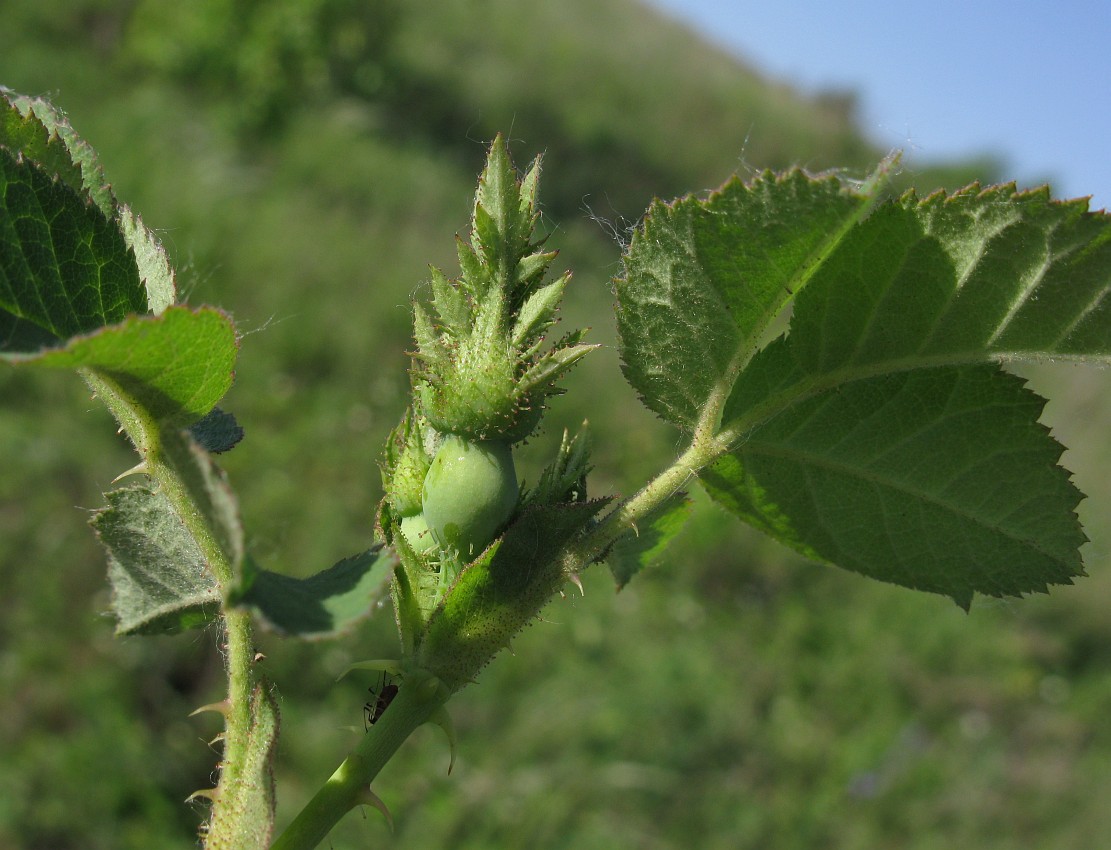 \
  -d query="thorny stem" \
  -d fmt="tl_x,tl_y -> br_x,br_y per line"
573,433 -> 723,566
271,669 -> 449,850
81,369 -> 261,846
